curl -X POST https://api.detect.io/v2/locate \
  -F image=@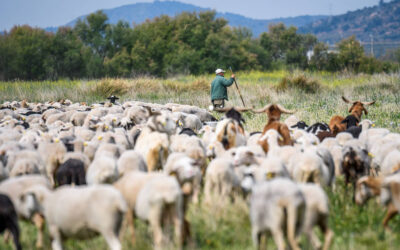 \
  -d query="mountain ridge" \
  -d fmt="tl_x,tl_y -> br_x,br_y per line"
45,1 -> 327,37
